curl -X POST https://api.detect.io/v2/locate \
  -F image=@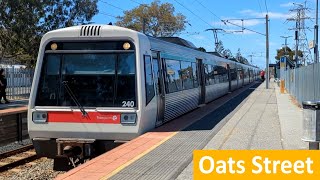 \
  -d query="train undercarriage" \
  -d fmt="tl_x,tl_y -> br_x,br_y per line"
33,138 -> 122,170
